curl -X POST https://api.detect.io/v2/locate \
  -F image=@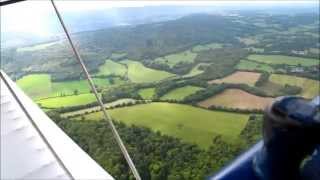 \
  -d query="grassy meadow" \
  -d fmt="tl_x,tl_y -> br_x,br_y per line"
138,88 -> 156,99
75,102 -> 249,148
236,60 -> 274,73
110,52 -> 127,60
17,74 -> 115,99
37,93 -> 98,108
95,59 -> 127,77
121,60 -> 175,83
16,41 -> 59,52
62,98 -> 137,117
269,74 -> 319,99
247,55 -> 319,66
192,43 -> 223,52
237,37 -> 259,45
154,50 -> 197,68
183,63 -> 210,77
245,47 -> 264,53
16,74 -> 52,99
160,86 -> 204,101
